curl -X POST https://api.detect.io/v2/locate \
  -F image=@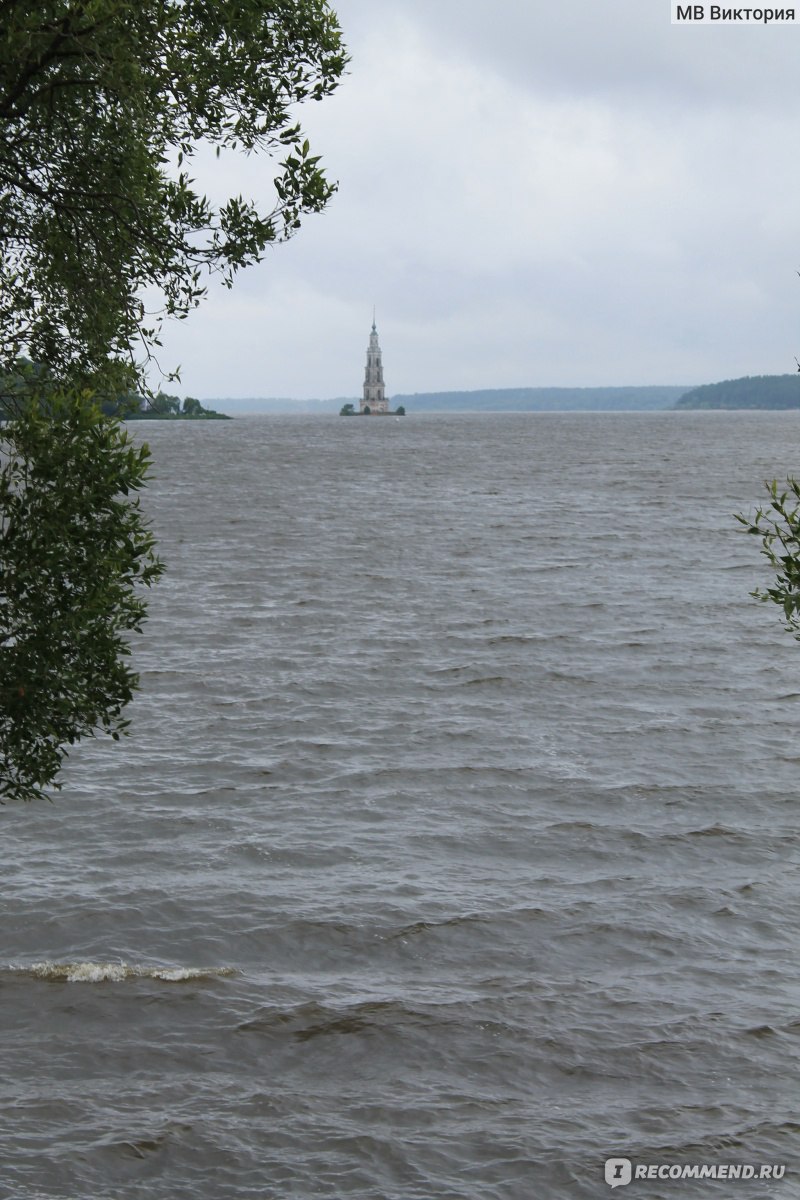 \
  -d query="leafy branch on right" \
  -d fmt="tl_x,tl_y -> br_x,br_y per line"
737,478 -> 800,637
